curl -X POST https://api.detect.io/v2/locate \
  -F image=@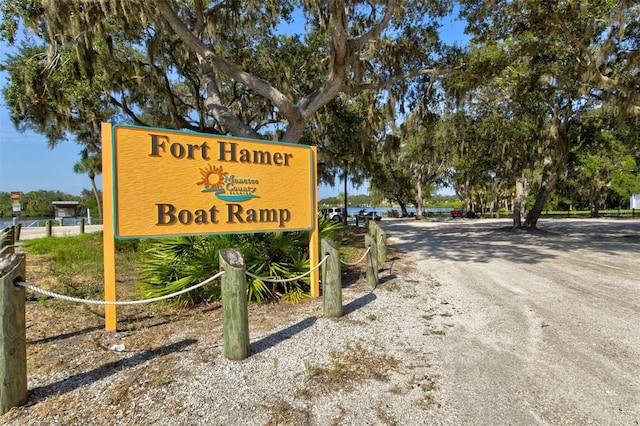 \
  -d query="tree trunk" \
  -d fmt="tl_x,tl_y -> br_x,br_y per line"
343,172 -> 348,225
524,107 -> 571,229
89,173 -> 103,221
589,188 -> 601,218
415,172 -> 424,219
525,175 -> 557,229
513,175 -> 529,228
524,149 -> 569,229
492,181 -> 502,219
525,152 -> 570,228
398,201 -> 408,217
